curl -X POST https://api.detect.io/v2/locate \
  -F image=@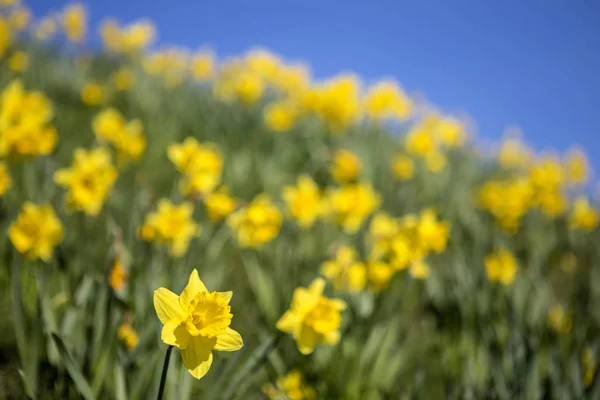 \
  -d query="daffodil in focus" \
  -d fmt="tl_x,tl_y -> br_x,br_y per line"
227,194 -> 282,248
276,278 -> 346,355
263,370 -> 316,400
81,82 -> 106,106
0,79 -> 57,158
9,202 -> 64,262
0,161 -> 11,196
485,248 -> 518,286
153,269 -> 243,379
54,147 -> 119,216
324,183 -> 380,234
62,3 -> 86,43
331,149 -> 362,184
570,196 -> 599,232
8,51 -> 28,72
282,175 -> 322,228
203,186 -> 238,222
139,200 -> 200,257
321,245 -> 366,292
